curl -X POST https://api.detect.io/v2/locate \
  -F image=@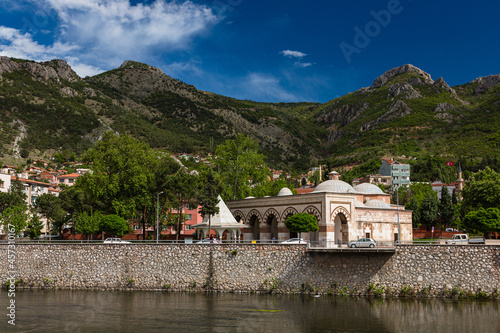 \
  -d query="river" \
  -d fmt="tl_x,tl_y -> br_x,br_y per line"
5,290 -> 500,332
